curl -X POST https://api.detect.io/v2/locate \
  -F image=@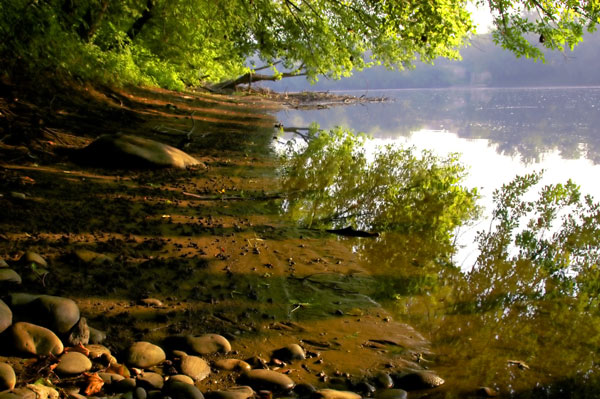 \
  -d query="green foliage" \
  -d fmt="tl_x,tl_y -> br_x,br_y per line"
280,125 -> 480,246
1,1 -> 597,88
